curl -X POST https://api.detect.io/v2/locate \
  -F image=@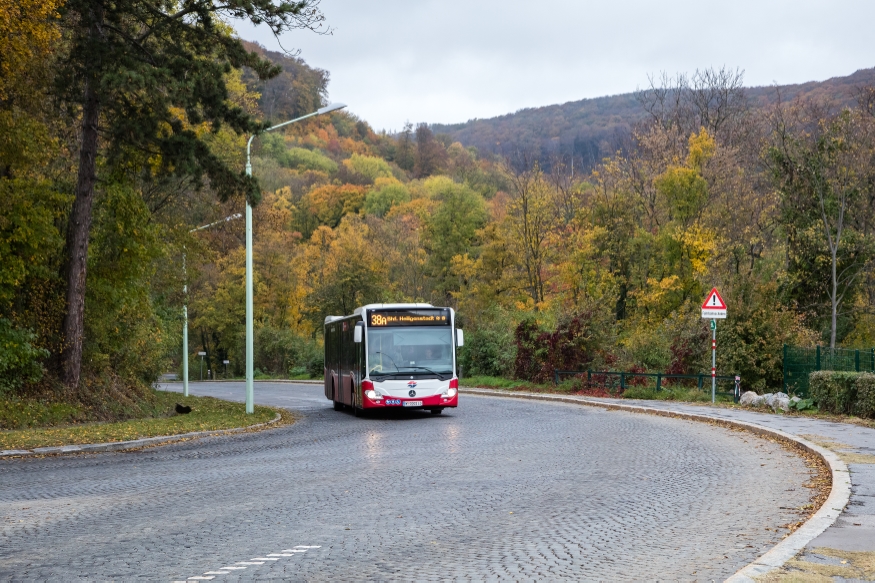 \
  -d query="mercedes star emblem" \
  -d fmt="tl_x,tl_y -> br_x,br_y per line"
408,390 -> 416,397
